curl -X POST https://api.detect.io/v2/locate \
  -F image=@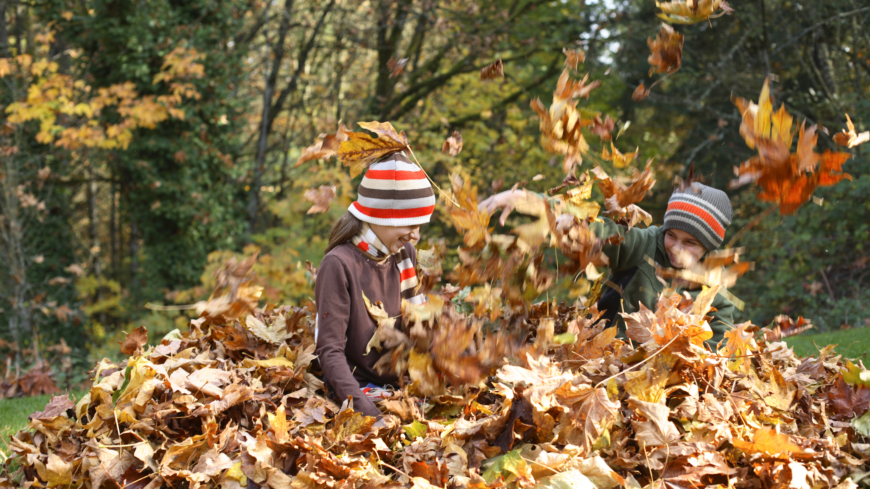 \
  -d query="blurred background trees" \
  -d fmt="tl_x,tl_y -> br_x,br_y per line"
0,0 -> 867,392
